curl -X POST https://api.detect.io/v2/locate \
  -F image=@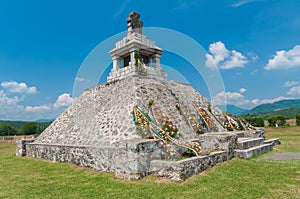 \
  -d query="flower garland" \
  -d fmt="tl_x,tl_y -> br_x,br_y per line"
193,102 -> 218,131
175,101 -> 203,134
240,118 -> 256,130
133,102 -> 205,156
150,104 -> 179,139
207,104 -> 227,129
